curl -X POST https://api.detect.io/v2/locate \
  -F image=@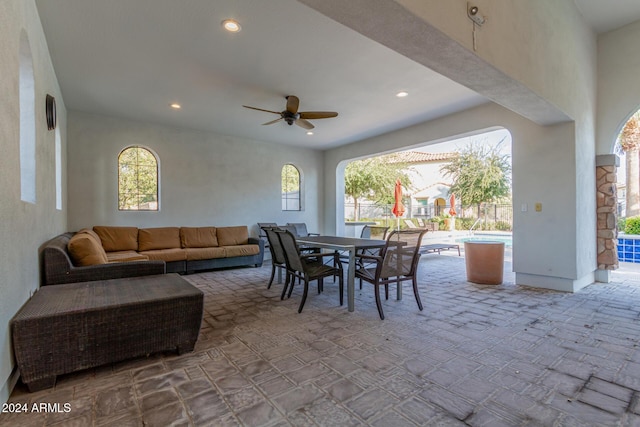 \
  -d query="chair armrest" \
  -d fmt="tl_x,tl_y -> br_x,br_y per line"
354,254 -> 382,263
44,261 -> 166,285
